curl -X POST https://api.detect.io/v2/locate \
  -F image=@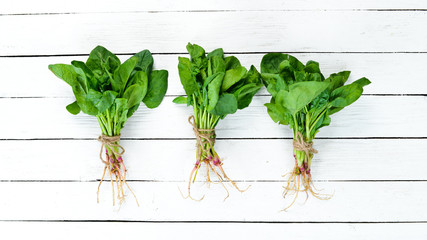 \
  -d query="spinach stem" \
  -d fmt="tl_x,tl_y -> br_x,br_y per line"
308,107 -> 328,134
